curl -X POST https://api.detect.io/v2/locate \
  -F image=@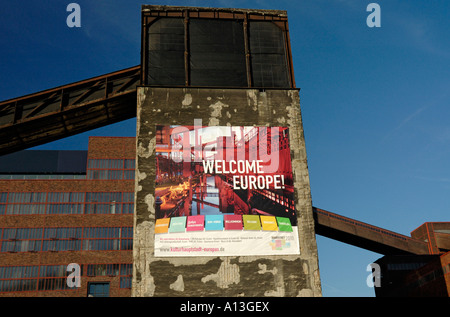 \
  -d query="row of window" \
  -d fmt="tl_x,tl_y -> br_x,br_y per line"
0,159 -> 137,181
0,174 -> 86,180
387,262 -> 428,271
0,263 -> 132,279
3,192 -> 133,203
88,159 -> 135,170
87,159 -> 135,180
2,227 -> 133,239
0,263 -> 132,293
1,203 -> 134,215
0,227 -> 133,252
87,169 -> 135,180
0,192 -> 134,215
0,239 -> 133,253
